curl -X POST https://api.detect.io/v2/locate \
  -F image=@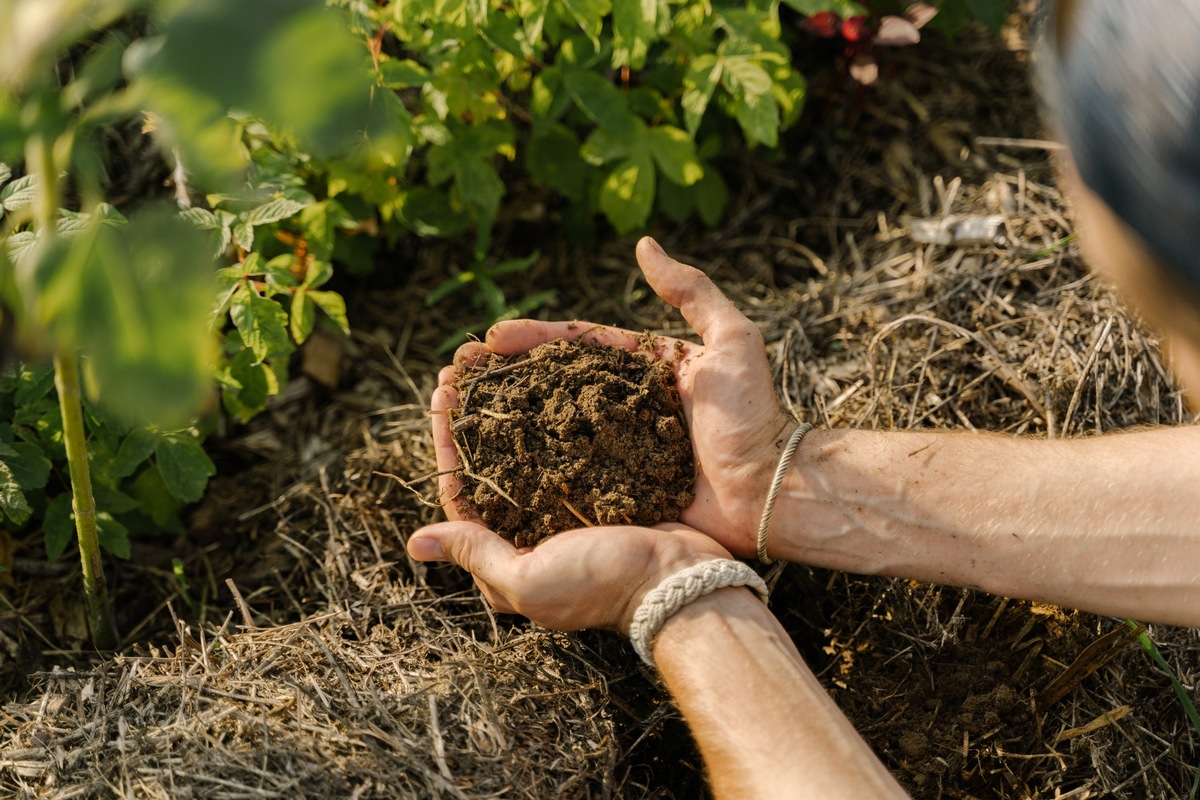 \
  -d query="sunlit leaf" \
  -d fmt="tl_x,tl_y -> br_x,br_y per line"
290,287 -> 315,344
154,432 -> 215,503
563,70 -> 637,137
599,150 -> 655,233
612,0 -> 656,69
648,125 -> 703,186
682,55 -> 722,136
230,285 -> 292,365
308,290 -> 350,335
